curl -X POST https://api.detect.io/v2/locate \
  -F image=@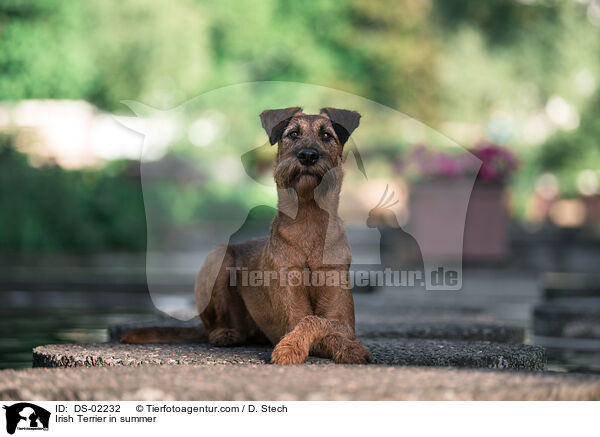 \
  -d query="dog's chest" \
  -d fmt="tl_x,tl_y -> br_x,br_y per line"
284,220 -> 326,256
272,224 -> 349,270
